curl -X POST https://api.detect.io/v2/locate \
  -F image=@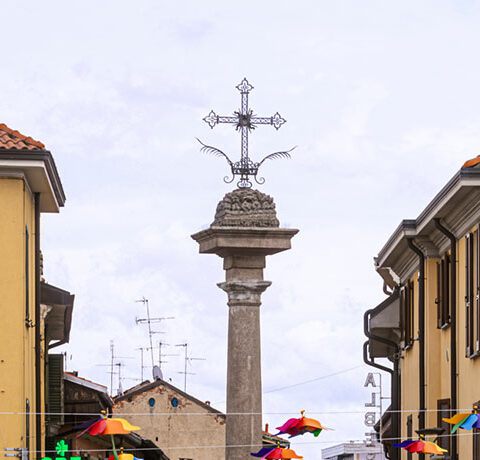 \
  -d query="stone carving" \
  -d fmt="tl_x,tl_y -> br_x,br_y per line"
212,188 -> 279,228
